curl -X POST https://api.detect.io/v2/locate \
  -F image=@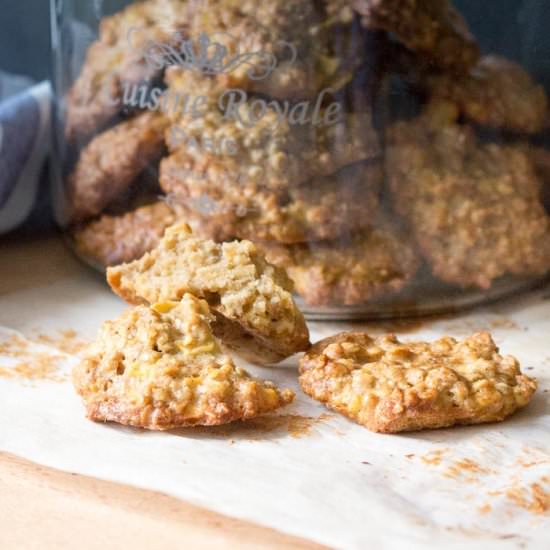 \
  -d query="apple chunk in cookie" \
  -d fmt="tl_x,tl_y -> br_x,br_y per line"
107,223 -> 310,364
299,332 -> 536,433
73,294 -> 295,430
